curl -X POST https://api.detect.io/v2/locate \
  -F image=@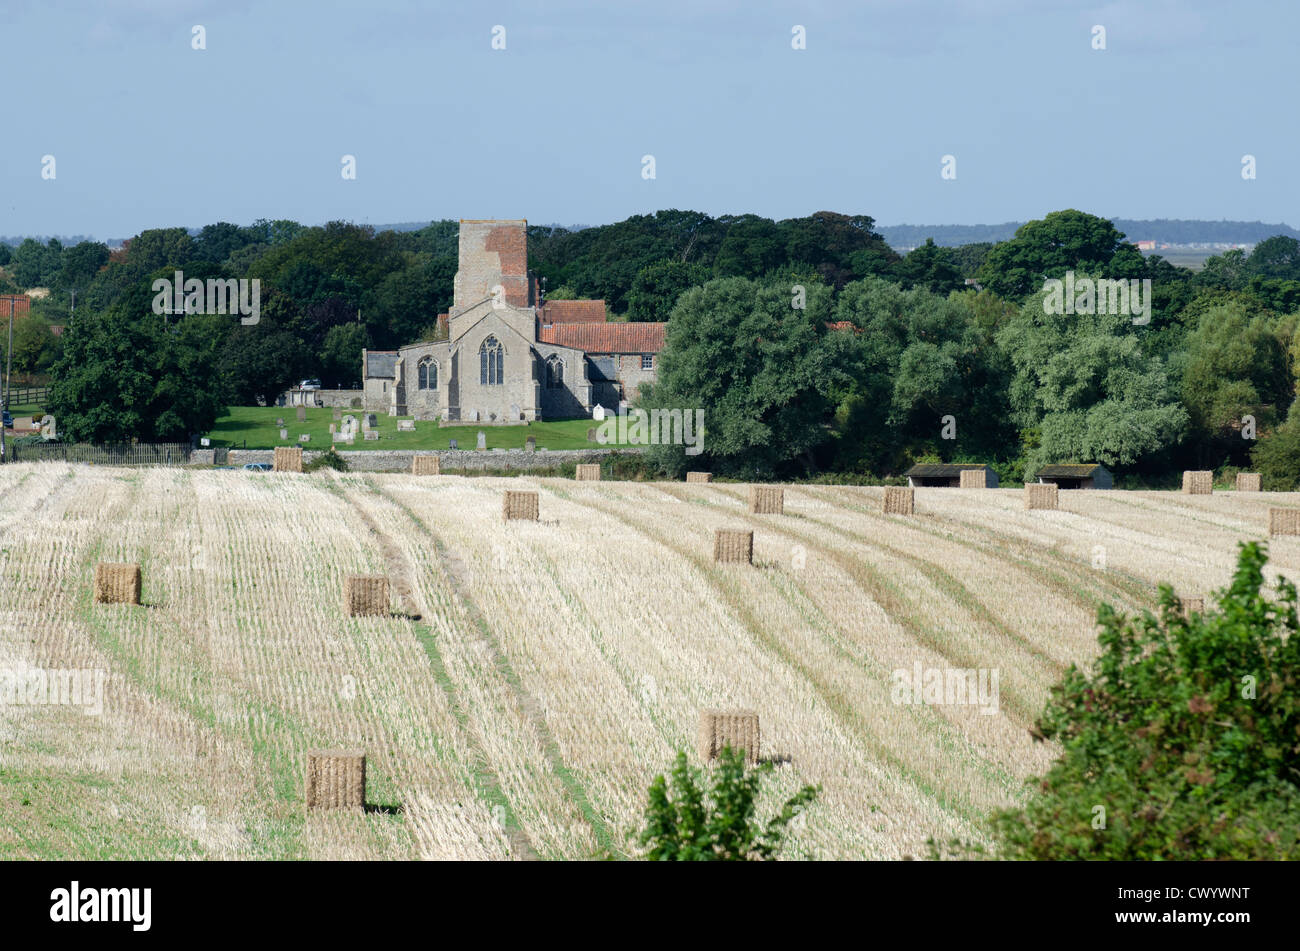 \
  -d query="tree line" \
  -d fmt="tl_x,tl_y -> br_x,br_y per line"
3,208 -> 1300,487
